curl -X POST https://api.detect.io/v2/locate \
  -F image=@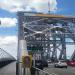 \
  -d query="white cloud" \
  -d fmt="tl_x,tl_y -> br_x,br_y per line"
66,45 -> 75,59
0,18 -> 17,27
0,36 -> 17,59
0,0 -> 57,13
26,0 -> 57,12
0,0 -> 25,12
